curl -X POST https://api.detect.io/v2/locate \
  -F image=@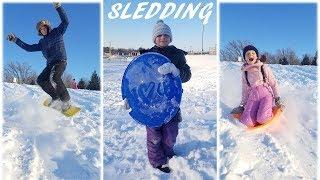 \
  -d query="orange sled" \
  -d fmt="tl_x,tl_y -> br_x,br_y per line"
231,106 -> 283,131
